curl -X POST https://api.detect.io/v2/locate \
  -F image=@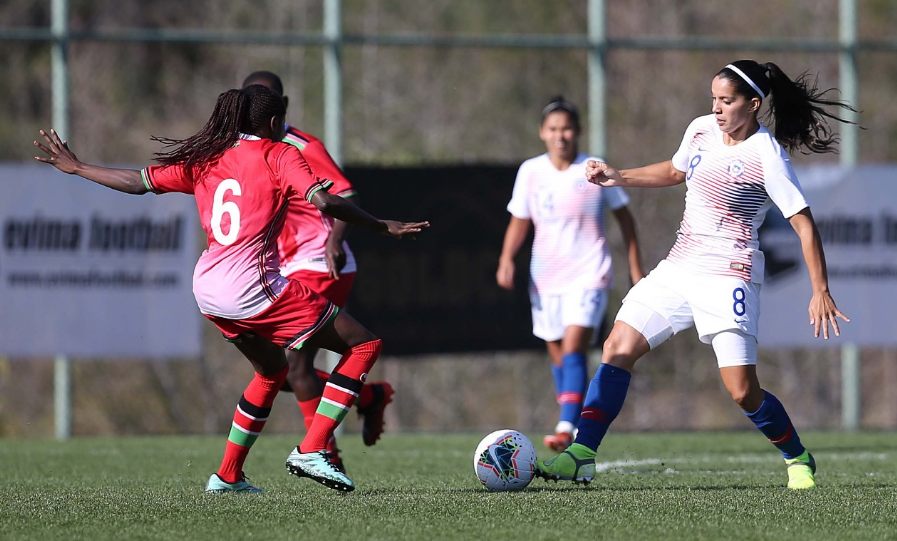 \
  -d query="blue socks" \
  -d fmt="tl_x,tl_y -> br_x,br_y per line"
574,363 -> 631,451
557,352 -> 588,429
551,363 -> 563,399
744,390 -> 805,459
